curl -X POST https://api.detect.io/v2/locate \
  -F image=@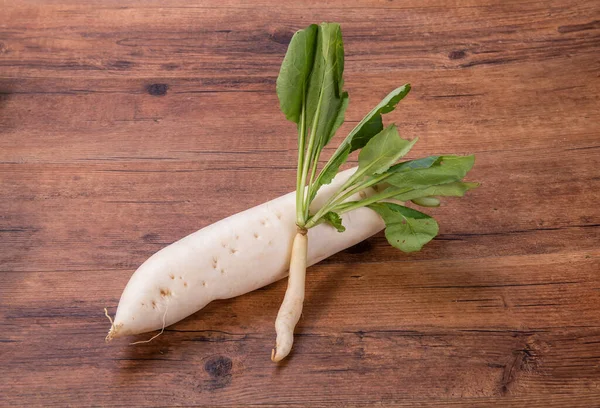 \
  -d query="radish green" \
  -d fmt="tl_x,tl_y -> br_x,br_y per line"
272,22 -> 478,361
